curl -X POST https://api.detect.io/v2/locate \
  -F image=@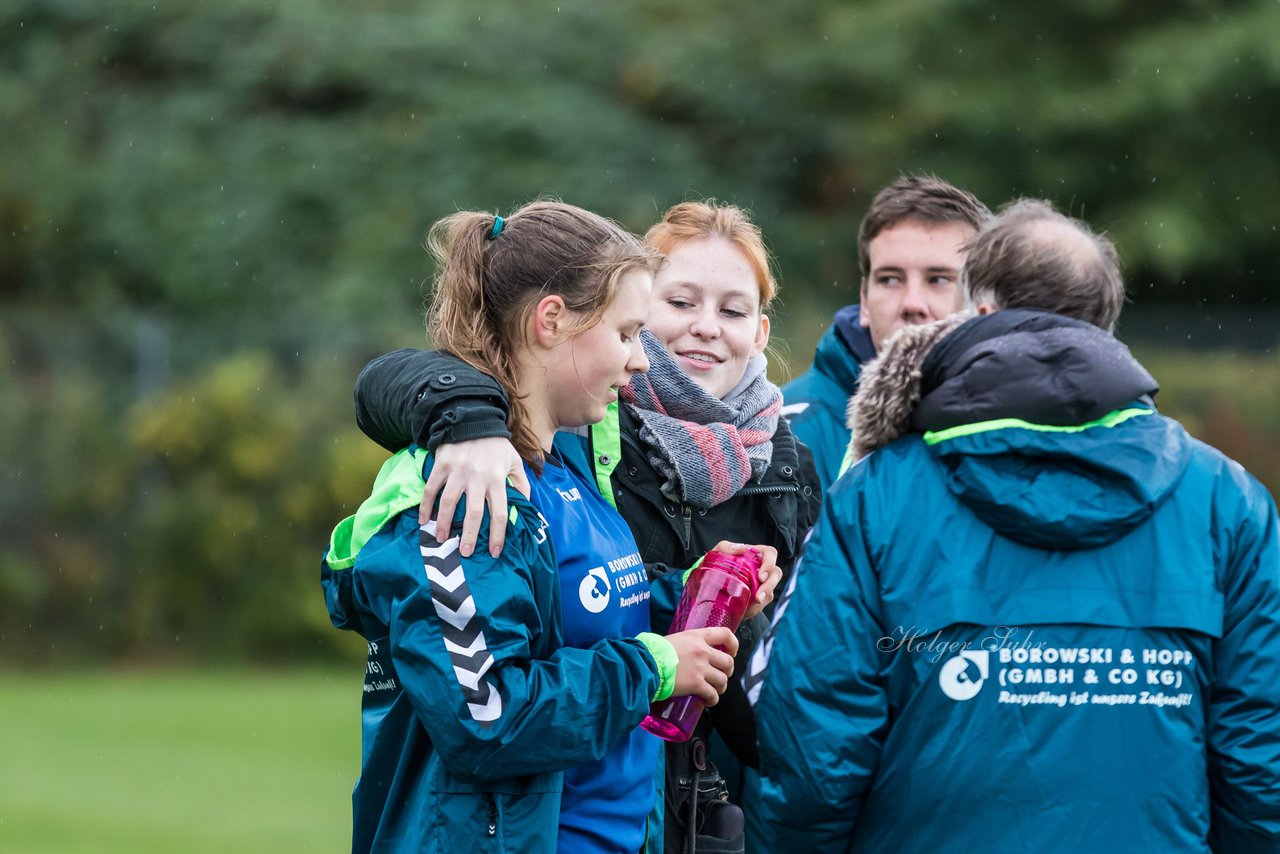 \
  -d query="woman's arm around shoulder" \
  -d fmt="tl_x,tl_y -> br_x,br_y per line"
355,347 -> 510,452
